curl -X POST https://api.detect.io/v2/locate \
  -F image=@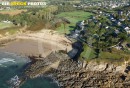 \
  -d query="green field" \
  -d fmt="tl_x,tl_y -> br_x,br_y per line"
0,22 -> 14,29
56,11 -> 93,33
0,27 -> 20,35
80,45 -> 96,59
0,22 -> 20,35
